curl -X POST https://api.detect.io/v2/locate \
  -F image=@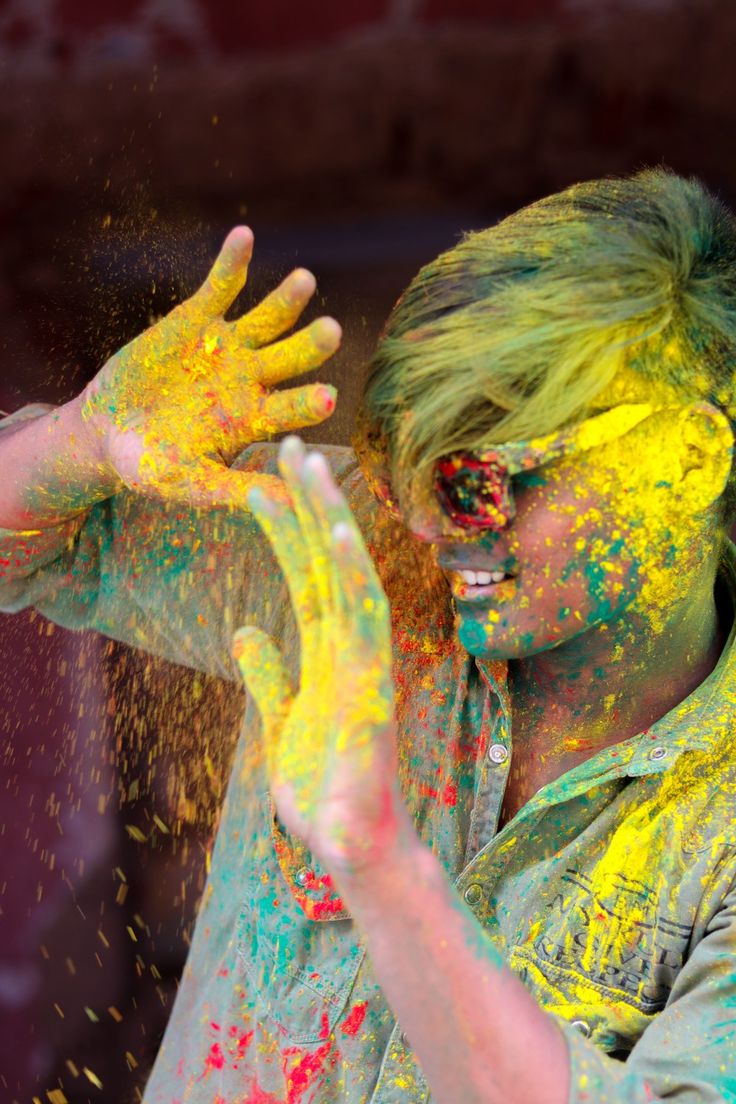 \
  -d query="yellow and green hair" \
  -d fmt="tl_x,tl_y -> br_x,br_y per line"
357,168 -> 736,516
